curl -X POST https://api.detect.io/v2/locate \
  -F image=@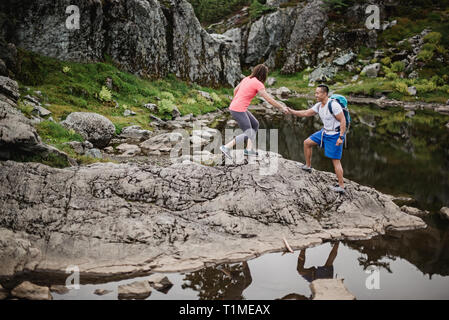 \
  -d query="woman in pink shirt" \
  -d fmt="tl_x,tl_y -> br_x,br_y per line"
220,64 -> 288,159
